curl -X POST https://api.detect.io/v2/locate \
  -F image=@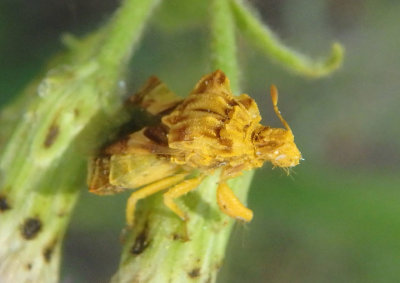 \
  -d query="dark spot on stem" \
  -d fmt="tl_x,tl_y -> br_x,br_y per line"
130,223 -> 150,255
43,239 -> 57,263
57,211 -> 67,218
21,218 -> 42,240
0,195 -> 11,212
214,260 -> 223,270
188,268 -> 201,278
43,249 -> 52,262
26,263 -> 32,270
44,124 -> 59,148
